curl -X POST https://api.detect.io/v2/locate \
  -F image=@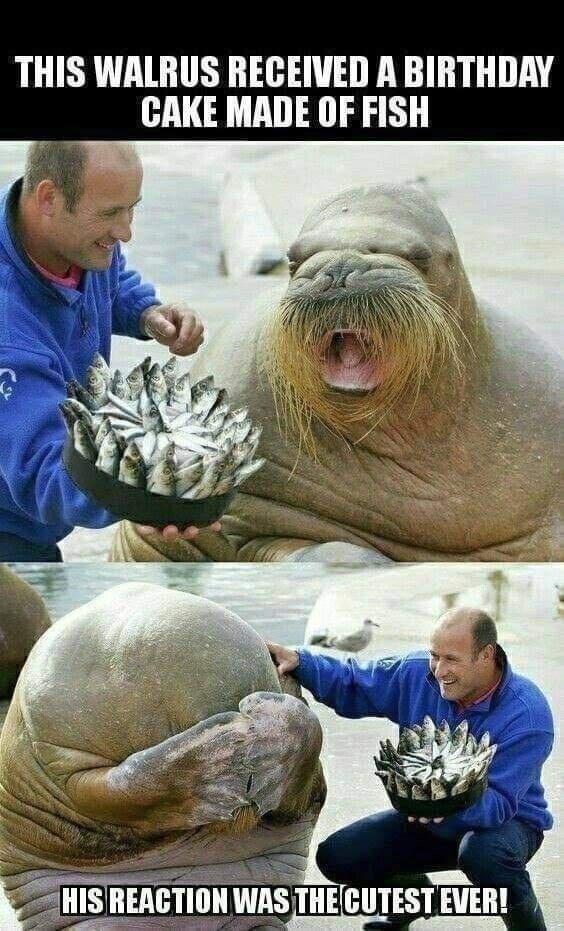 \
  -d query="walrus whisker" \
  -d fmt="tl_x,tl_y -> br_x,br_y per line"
262,284 -> 465,458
